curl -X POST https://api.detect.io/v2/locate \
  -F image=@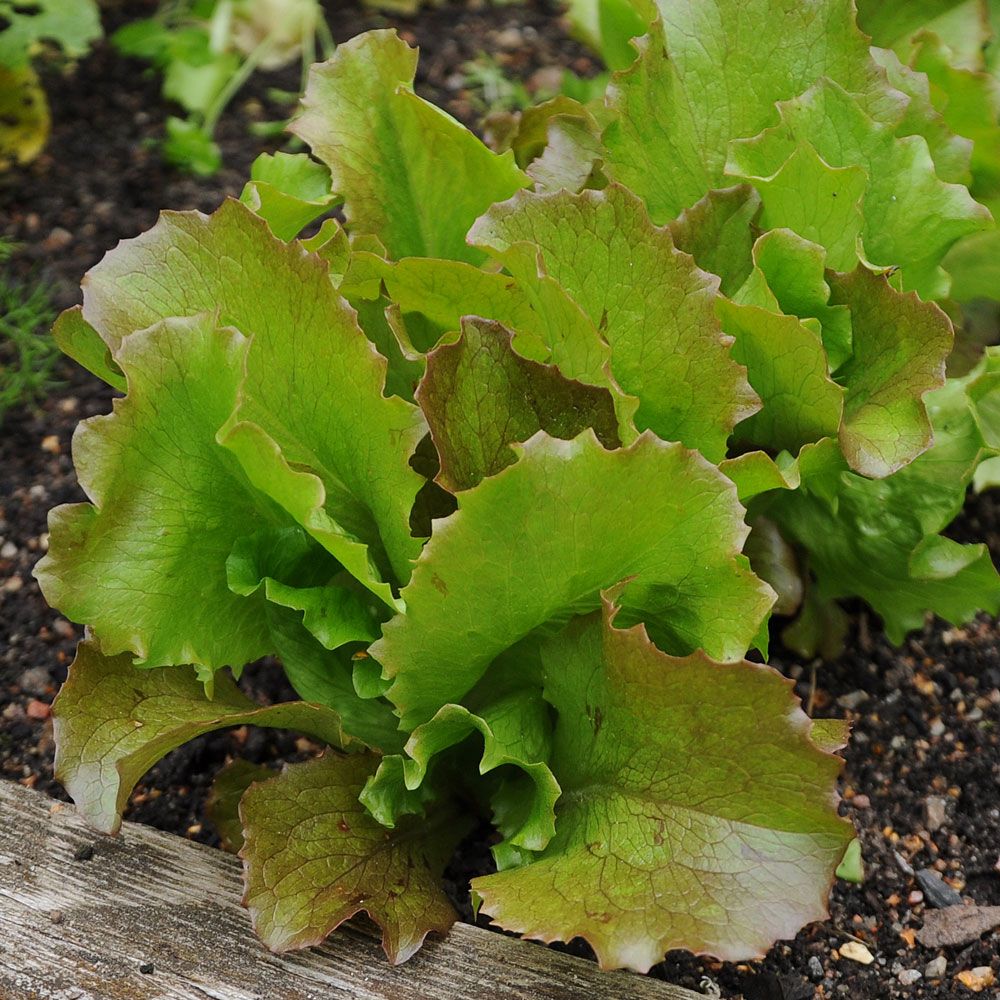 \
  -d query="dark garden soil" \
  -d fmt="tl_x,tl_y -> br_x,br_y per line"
2,4 -> 999,999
